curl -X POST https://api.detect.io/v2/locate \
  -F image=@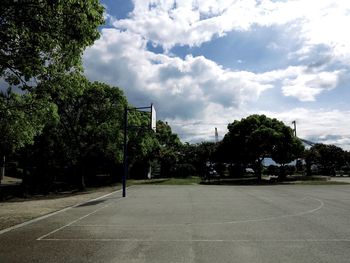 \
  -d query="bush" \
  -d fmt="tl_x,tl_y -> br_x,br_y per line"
265,165 -> 278,175
171,163 -> 197,178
